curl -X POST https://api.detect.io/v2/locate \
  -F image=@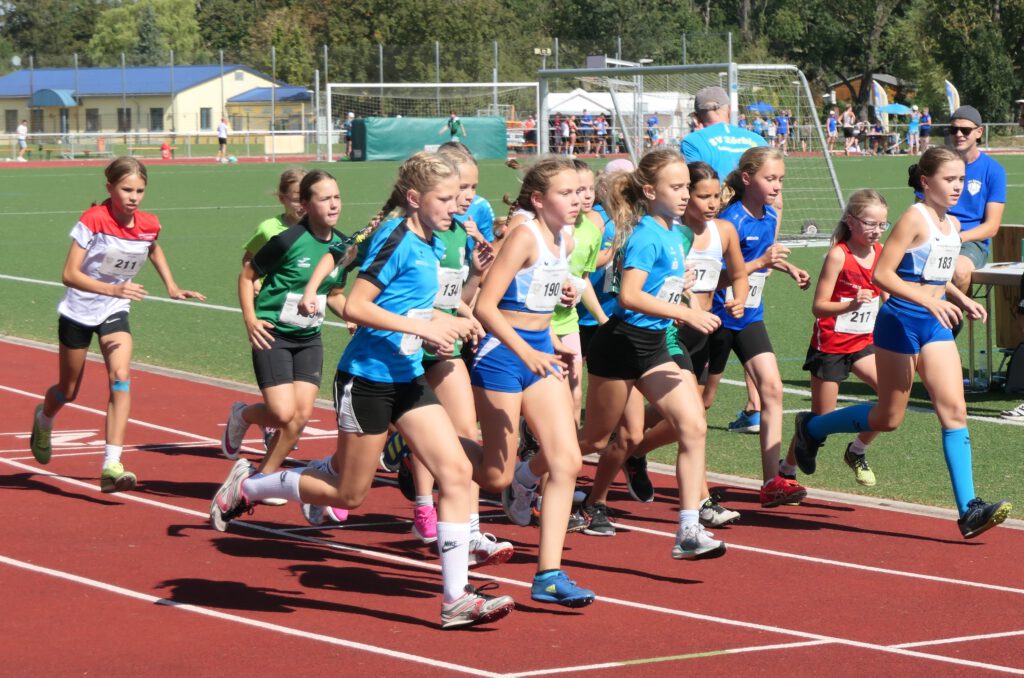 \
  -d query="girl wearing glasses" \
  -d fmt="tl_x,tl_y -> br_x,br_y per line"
787,148 -> 1012,539
788,190 -> 888,487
